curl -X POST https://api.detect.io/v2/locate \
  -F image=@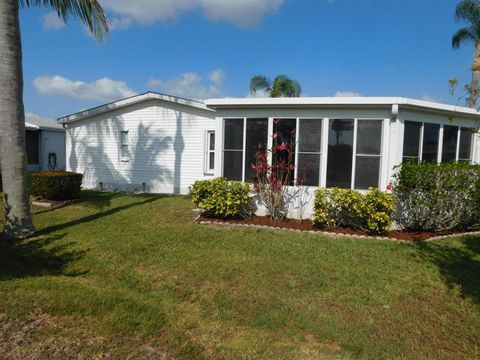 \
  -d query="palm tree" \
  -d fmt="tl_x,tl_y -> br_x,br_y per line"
452,0 -> 480,108
0,0 -> 108,240
250,74 -> 302,97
